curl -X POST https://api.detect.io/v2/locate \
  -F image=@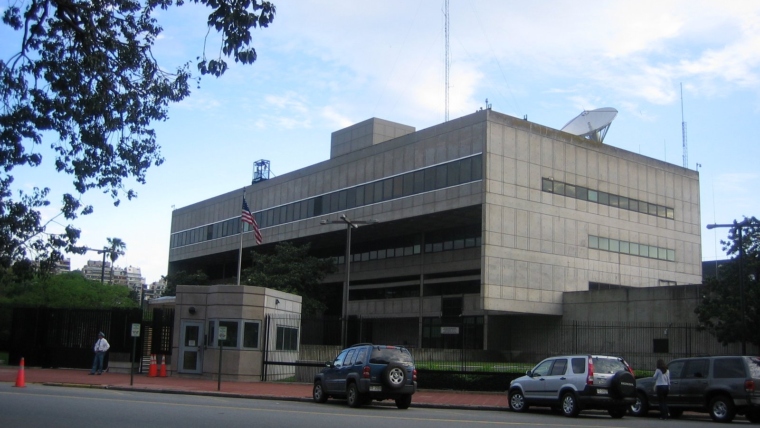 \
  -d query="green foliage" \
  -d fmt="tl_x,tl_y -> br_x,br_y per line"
695,216 -> 760,347
161,270 -> 210,297
241,242 -> 336,315
0,271 -> 137,308
0,0 -> 275,270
